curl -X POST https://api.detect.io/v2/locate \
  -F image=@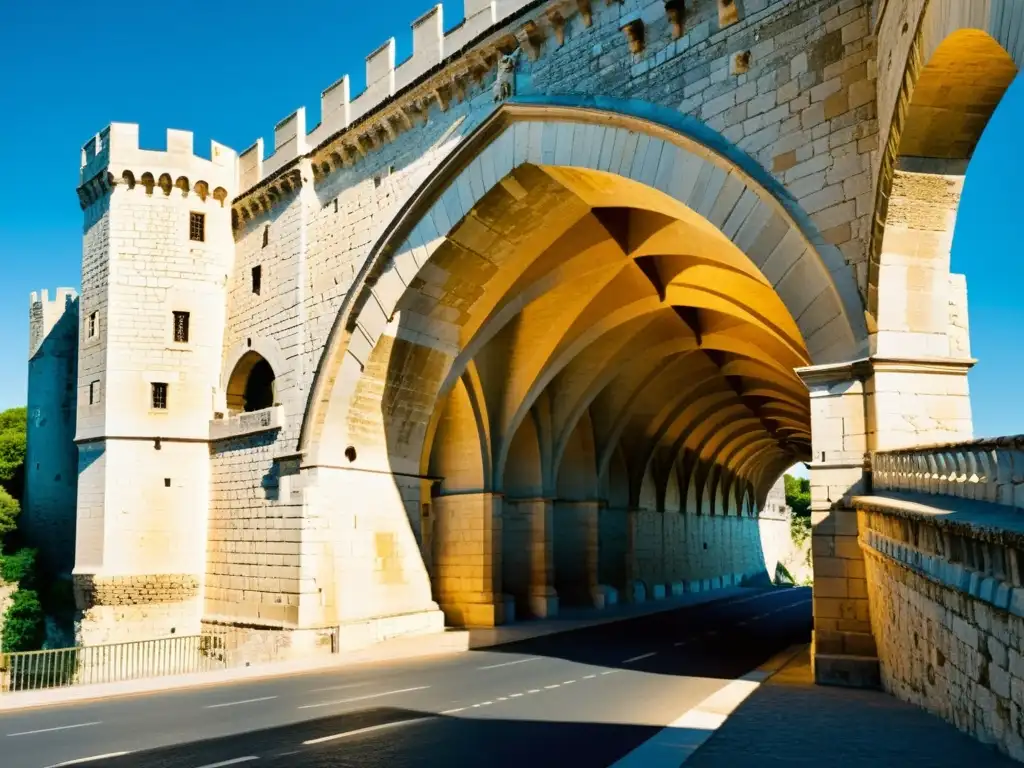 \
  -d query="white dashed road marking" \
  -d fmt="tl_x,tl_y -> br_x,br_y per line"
298,686 -> 429,710
193,757 -> 260,768
302,717 -> 432,745
478,657 -> 539,670
205,696 -> 277,709
623,652 -> 657,664
45,754 -> 130,767
8,722 -> 101,737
